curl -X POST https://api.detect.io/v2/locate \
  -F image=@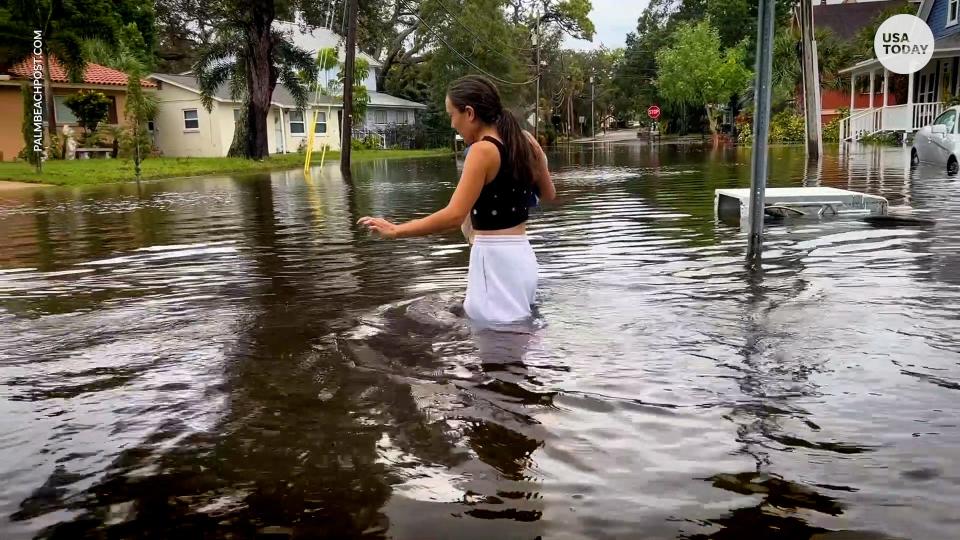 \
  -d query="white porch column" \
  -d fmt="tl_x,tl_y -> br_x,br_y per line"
850,72 -> 856,113
279,108 -> 286,153
907,71 -> 915,130
869,69 -> 876,110
882,68 -> 889,108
